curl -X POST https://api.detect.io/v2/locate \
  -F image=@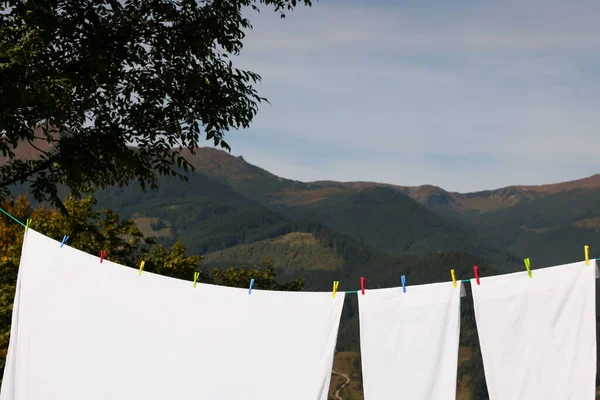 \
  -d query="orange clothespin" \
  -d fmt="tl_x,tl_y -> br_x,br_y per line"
451,269 -> 456,288
100,250 -> 107,263
138,261 -> 145,275
585,245 -> 589,266
332,281 -> 339,298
